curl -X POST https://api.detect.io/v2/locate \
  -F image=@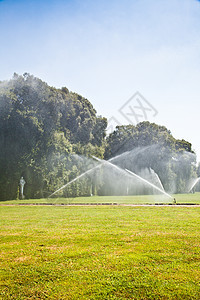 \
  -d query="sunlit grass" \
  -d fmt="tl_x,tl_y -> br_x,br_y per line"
1,192 -> 200,205
1,205 -> 200,299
